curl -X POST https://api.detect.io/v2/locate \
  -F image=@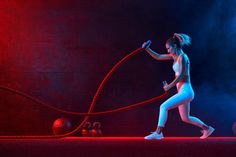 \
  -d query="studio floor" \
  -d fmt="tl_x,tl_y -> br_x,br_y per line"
0,137 -> 236,157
